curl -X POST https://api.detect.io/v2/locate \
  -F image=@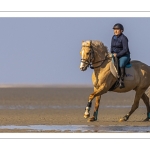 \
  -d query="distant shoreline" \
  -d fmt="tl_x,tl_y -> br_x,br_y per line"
0,84 -> 93,88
